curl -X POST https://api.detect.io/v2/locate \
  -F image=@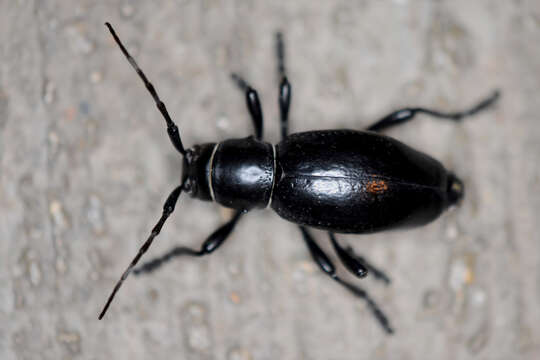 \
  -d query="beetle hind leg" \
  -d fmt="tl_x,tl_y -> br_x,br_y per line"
300,227 -> 393,334
329,232 -> 391,285
344,245 -> 391,285
366,90 -> 500,132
